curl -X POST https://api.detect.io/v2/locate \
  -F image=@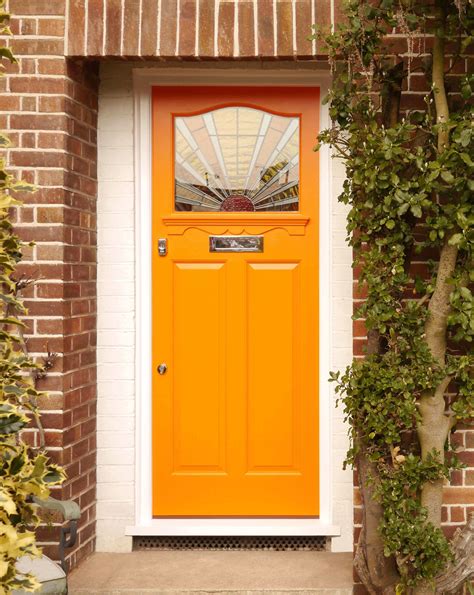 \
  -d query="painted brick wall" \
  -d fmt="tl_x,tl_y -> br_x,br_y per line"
96,66 -> 135,551
4,0 -> 99,570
